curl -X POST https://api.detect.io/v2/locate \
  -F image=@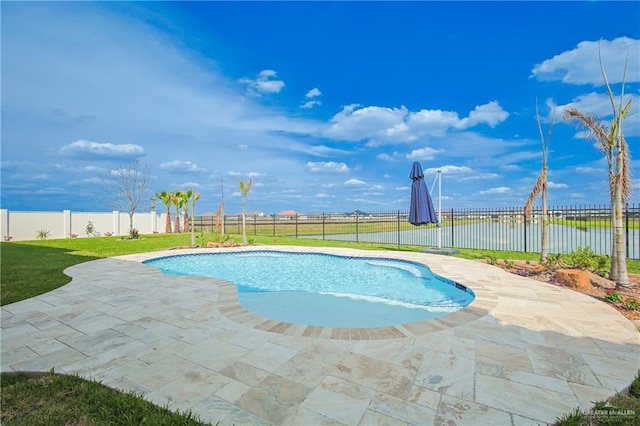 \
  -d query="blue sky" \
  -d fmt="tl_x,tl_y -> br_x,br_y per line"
2,1 -> 639,215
